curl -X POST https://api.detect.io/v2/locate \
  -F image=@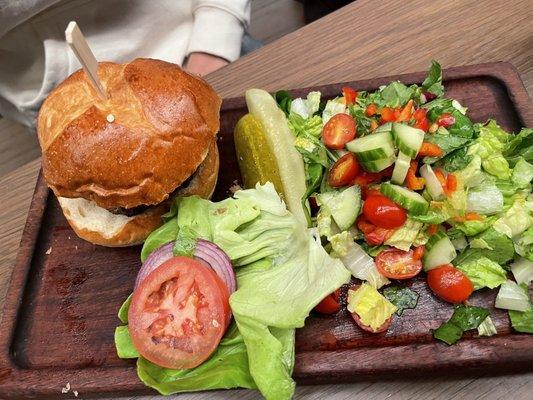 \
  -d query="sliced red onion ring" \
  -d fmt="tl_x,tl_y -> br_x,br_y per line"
135,239 -> 236,295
